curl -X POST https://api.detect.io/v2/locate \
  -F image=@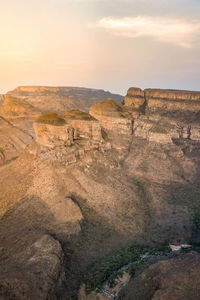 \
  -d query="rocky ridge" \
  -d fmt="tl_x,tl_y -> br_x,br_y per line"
7,86 -> 123,113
